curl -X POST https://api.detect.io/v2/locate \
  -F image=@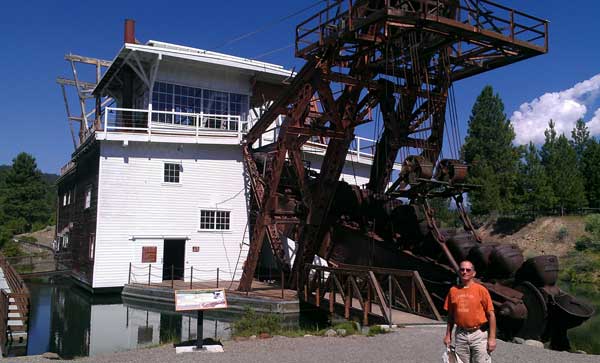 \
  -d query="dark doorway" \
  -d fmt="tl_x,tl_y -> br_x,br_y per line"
163,239 -> 186,280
